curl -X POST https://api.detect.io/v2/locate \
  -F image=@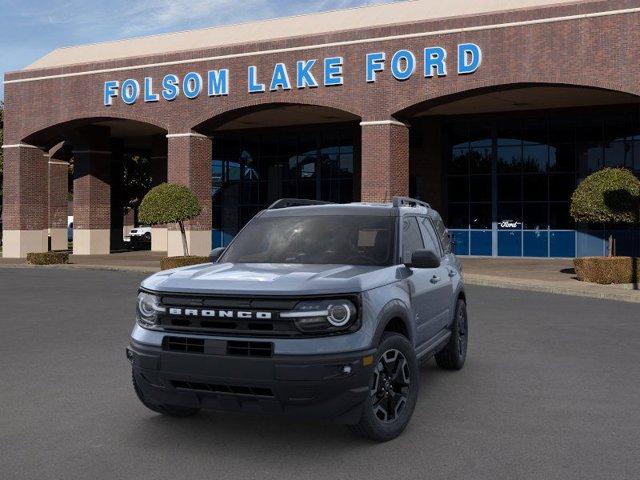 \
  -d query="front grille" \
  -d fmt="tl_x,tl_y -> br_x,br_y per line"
227,341 -> 273,357
158,295 -> 300,337
156,293 -> 360,338
164,336 -> 204,353
171,380 -> 274,398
